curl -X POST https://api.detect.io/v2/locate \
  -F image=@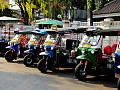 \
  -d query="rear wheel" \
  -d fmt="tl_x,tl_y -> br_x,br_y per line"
23,54 -> 35,67
5,50 -> 14,62
75,63 -> 88,80
37,58 -> 49,73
